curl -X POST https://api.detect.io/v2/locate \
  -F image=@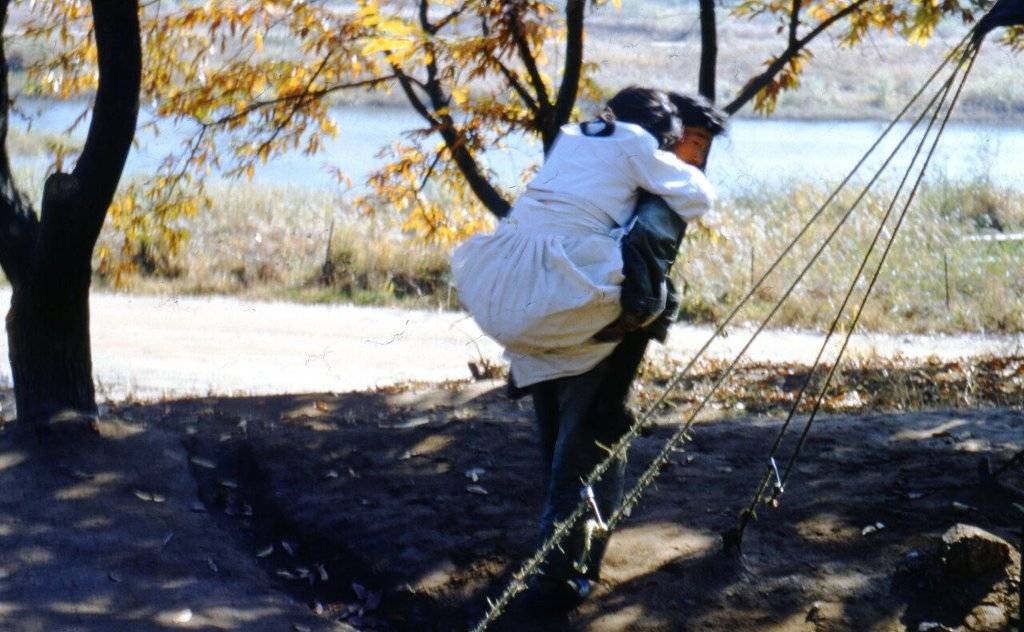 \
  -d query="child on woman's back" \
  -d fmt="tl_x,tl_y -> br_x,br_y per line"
451,86 -> 715,389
